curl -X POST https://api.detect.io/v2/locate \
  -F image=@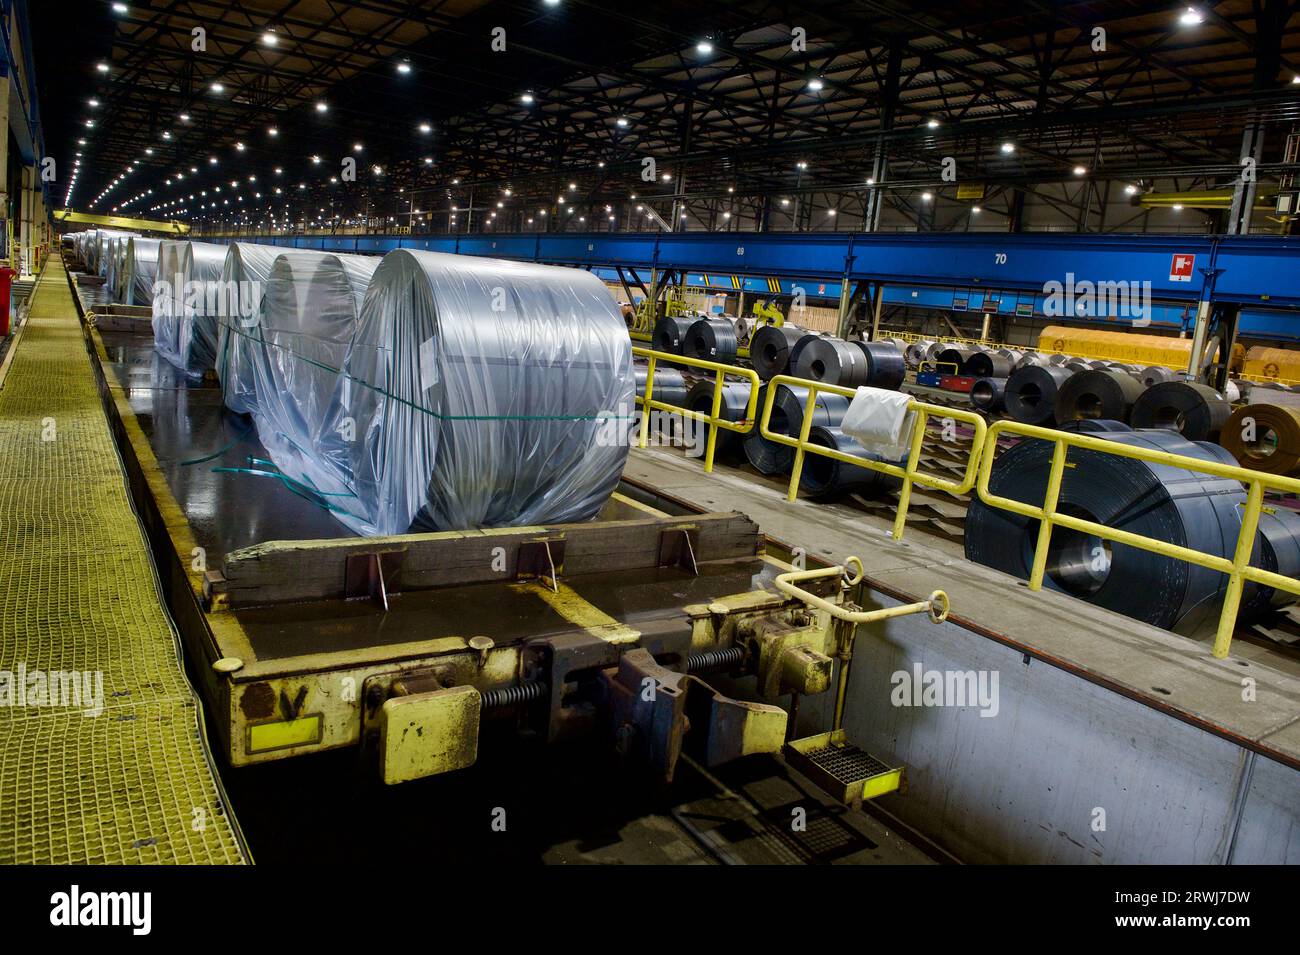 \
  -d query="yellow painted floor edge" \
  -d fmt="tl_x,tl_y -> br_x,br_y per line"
0,258 -> 250,864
